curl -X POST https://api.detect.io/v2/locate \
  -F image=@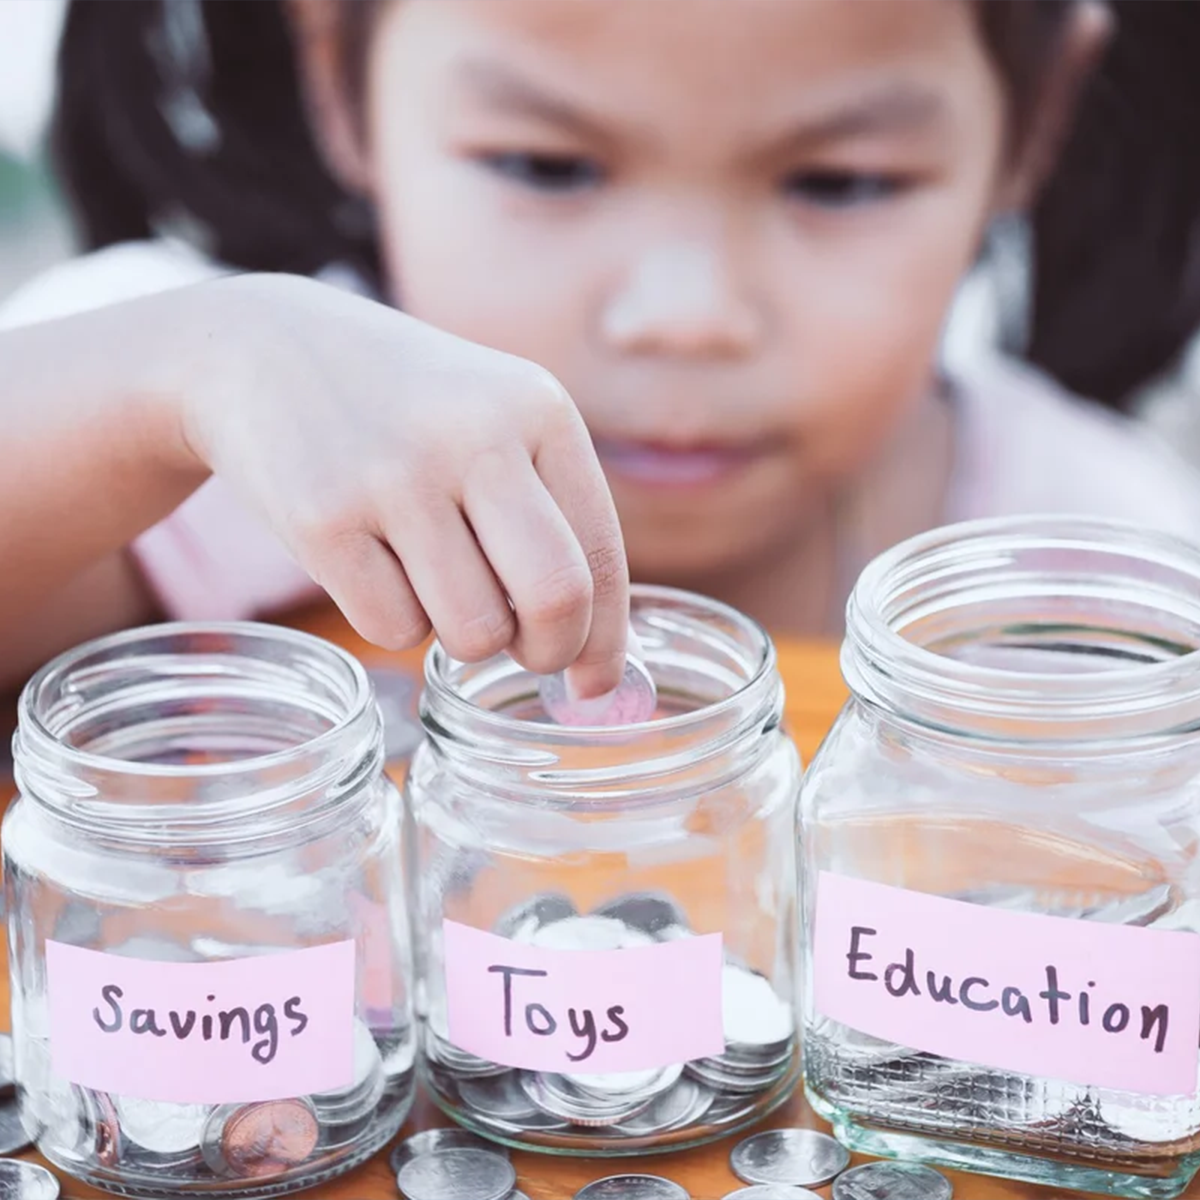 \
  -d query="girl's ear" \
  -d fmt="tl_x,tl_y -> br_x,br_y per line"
285,0 -> 375,196
996,0 -> 1113,213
